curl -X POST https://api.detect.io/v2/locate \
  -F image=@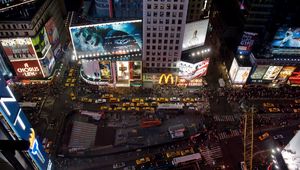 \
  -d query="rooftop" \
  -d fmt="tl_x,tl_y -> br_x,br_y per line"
0,0 -> 44,22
